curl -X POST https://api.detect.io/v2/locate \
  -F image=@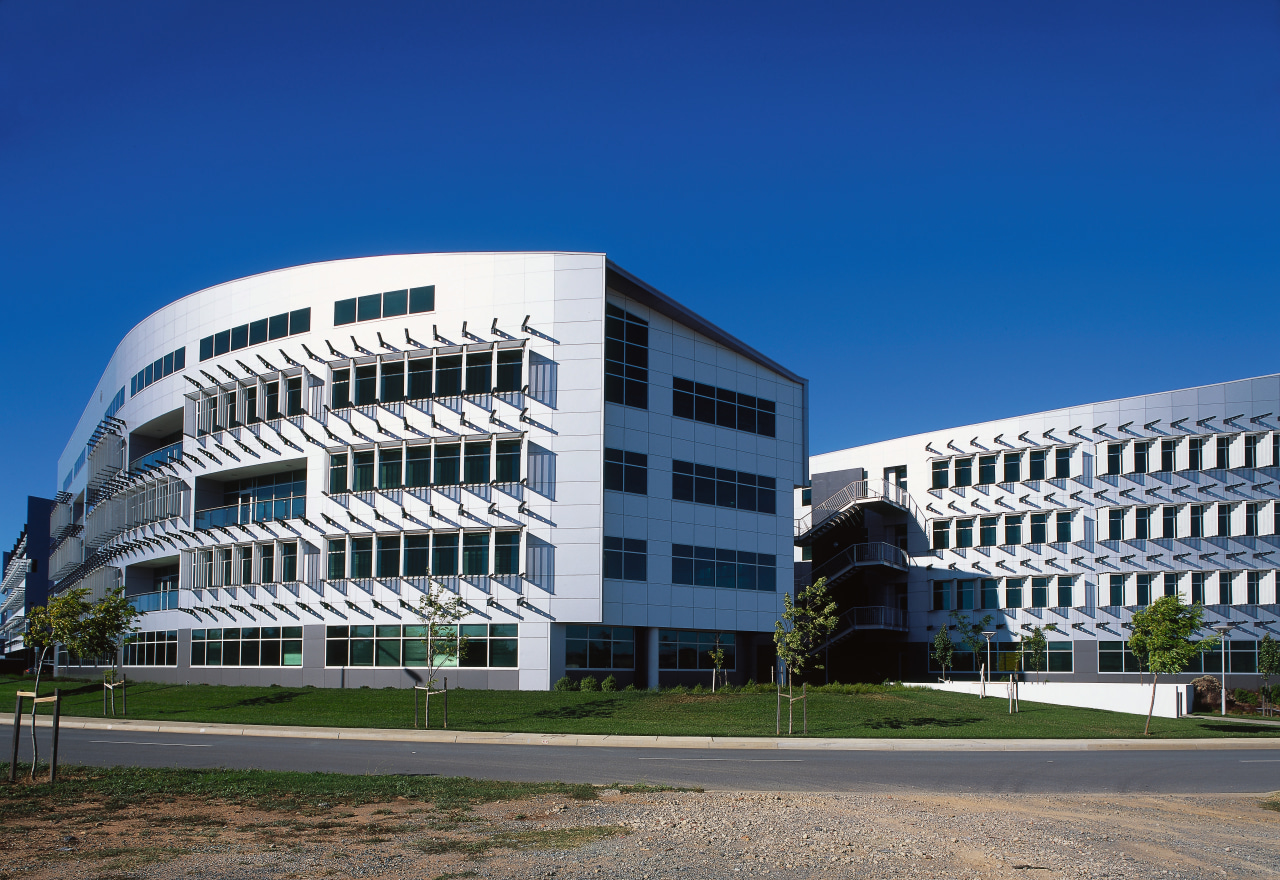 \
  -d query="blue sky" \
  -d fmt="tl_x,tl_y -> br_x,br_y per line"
2,1 -> 1278,533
